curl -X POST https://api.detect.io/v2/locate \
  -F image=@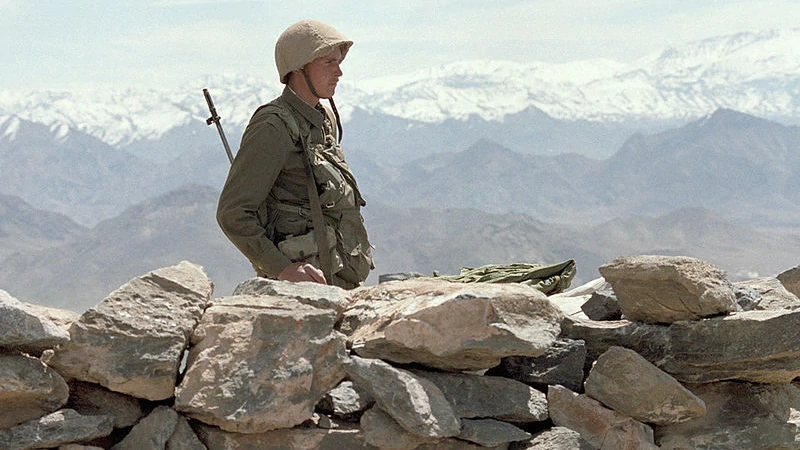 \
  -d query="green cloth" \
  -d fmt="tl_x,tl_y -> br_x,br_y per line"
432,260 -> 577,295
